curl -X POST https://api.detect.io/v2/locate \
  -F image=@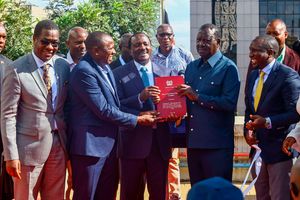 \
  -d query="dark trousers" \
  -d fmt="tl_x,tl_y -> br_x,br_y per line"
187,148 -> 233,185
120,136 -> 169,200
71,146 -> 119,200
